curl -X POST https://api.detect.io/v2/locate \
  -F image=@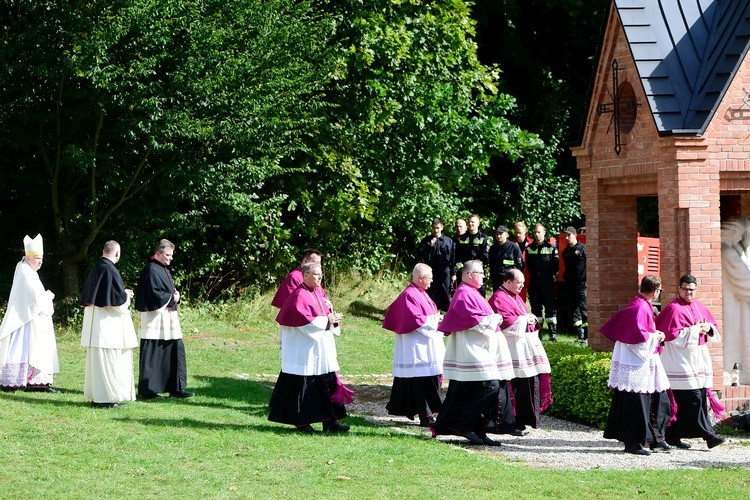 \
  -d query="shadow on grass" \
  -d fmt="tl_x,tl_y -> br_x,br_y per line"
0,392 -> 92,408
193,376 -> 395,406
347,300 -> 386,322
0,385 -> 84,395
188,377 -> 401,424
186,375 -> 274,415
119,377 -> 423,438
118,414 -> 383,437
